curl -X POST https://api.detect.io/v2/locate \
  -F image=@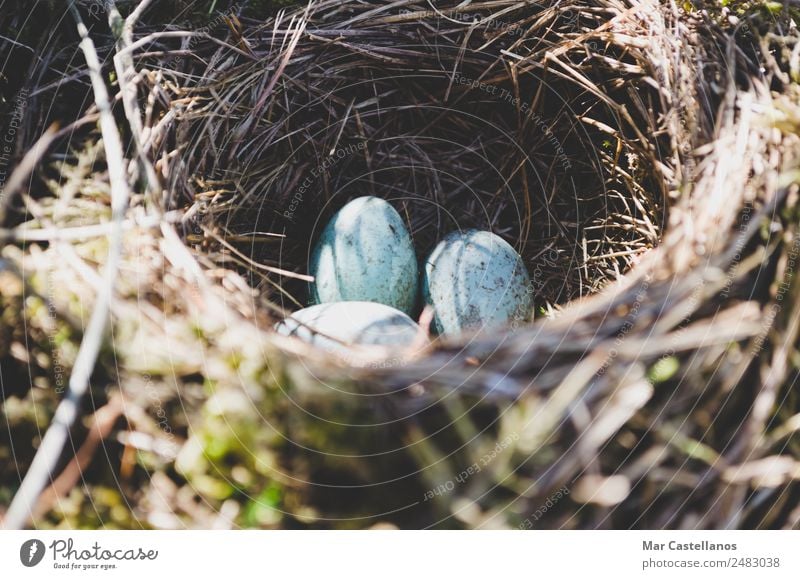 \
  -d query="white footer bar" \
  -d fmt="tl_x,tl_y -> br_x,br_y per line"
0,531 -> 797,578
